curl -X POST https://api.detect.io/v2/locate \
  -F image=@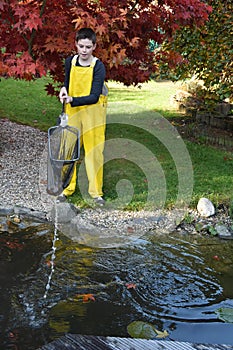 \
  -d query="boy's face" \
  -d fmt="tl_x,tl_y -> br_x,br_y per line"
75,38 -> 96,62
